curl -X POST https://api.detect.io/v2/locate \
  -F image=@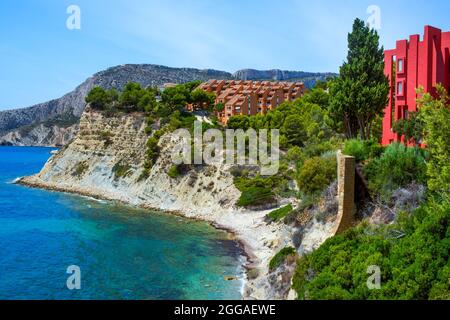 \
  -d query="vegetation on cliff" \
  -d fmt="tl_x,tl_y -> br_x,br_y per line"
269,247 -> 297,271
291,20 -> 449,300
85,80 -> 216,180
226,83 -> 340,209
292,195 -> 449,300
